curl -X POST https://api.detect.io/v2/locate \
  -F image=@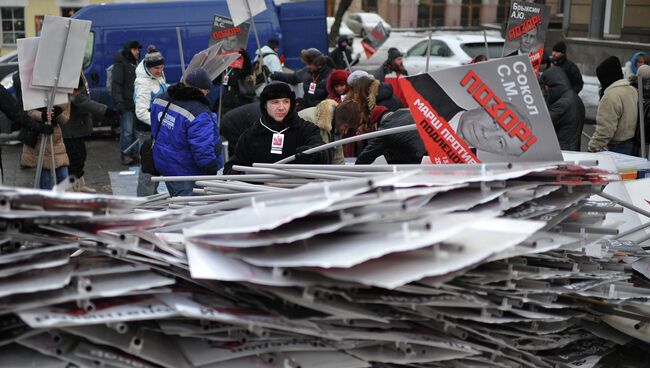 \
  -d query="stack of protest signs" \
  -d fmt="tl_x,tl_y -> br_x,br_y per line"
2,160 -> 650,366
